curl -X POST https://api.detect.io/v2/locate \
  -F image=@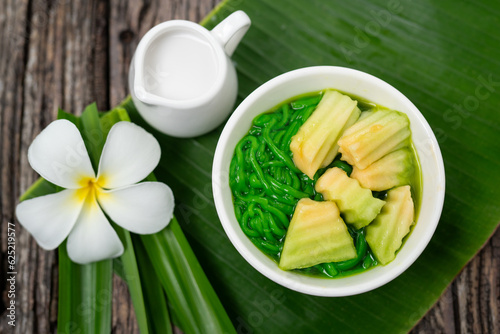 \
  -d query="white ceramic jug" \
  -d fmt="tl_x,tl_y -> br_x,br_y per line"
129,11 -> 251,138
